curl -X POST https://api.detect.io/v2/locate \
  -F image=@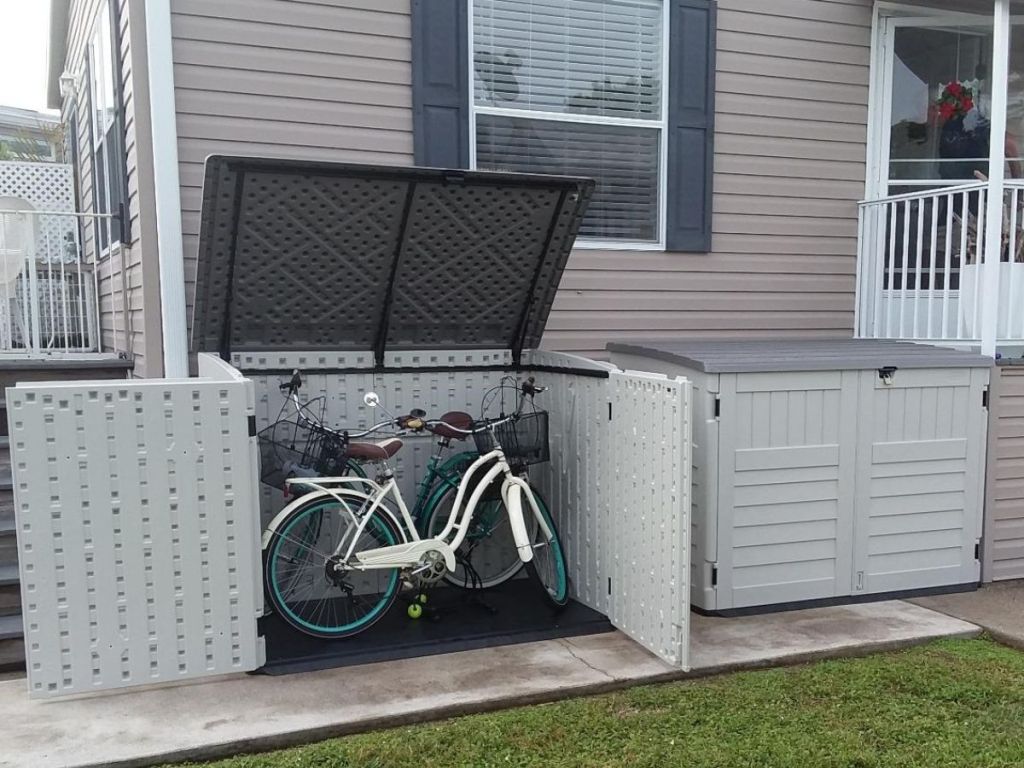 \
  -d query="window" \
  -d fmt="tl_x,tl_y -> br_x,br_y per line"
88,1 -> 126,251
470,0 -> 668,247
